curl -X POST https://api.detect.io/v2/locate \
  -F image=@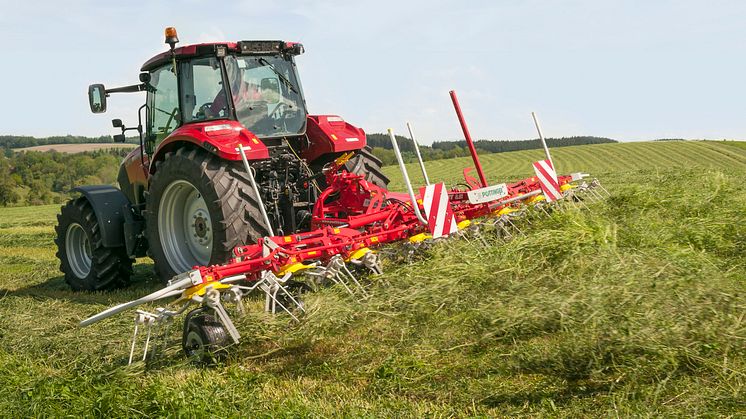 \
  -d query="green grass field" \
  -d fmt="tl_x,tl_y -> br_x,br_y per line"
0,141 -> 744,416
